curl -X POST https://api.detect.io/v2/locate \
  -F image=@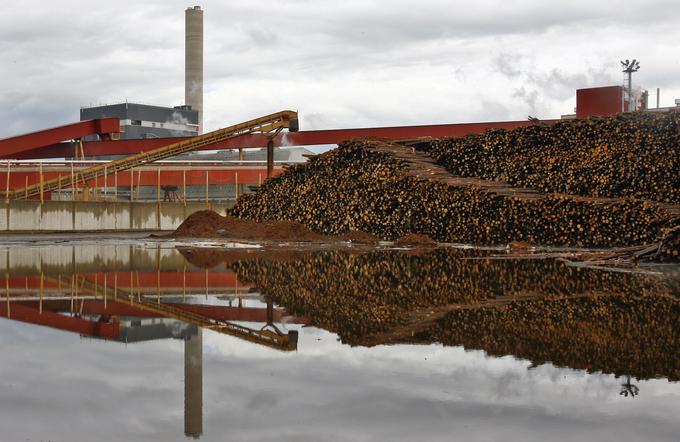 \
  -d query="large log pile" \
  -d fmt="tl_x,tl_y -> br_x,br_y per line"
230,140 -> 674,247
423,110 -> 680,204
220,248 -> 679,380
